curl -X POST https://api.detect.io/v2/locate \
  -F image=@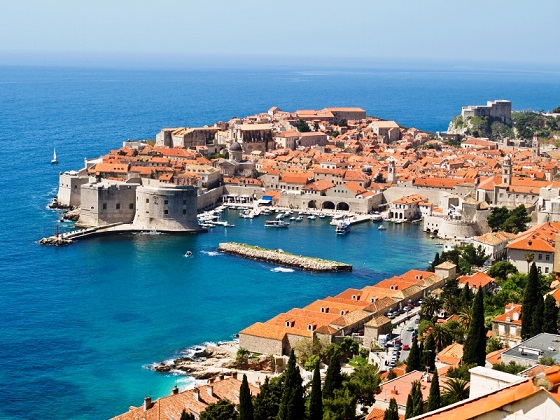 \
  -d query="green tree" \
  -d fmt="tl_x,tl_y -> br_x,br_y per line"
446,363 -> 475,381
487,207 -> 509,231
384,398 -> 399,420
531,295 -> 545,337
277,350 -> 304,420
253,376 -> 283,420
323,353 -> 343,400
347,363 -> 381,407
543,294 -> 559,333
487,261 -> 518,281
502,205 -> 530,233
522,263 -> 540,339
405,394 -> 414,419
386,370 -> 397,380
239,374 -> 254,420
308,363 -> 322,420
460,283 -> 472,307
423,334 -> 436,372
411,380 -> 424,417
539,356 -> 556,366
492,361 -> 526,374
486,337 -> 503,354
463,289 -> 487,366
180,409 -> 196,420
406,338 -> 421,373
323,388 -> 357,420
427,369 -> 442,412
421,295 -> 442,320
442,378 -> 469,405
295,118 -> 311,133
339,337 -> 359,362
430,324 -> 453,352
200,399 -> 238,420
